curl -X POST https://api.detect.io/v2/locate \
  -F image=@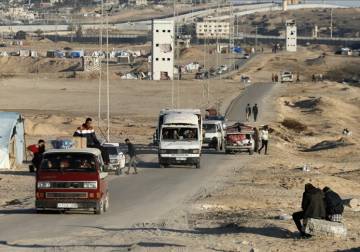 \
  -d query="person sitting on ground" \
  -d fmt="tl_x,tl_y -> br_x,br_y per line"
323,186 -> 344,223
292,183 -> 326,238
